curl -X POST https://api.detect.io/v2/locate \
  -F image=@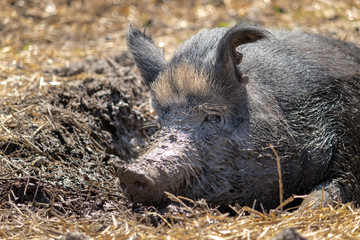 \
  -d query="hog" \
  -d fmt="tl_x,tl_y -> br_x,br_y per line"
118,23 -> 360,210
